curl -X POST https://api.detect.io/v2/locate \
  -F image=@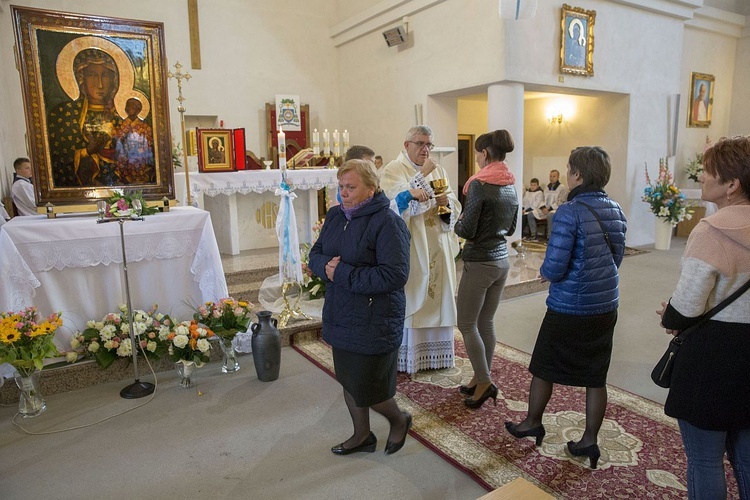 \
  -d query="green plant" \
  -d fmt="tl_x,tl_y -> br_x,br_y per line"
643,159 -> 693,227
0,307 -> 62,376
